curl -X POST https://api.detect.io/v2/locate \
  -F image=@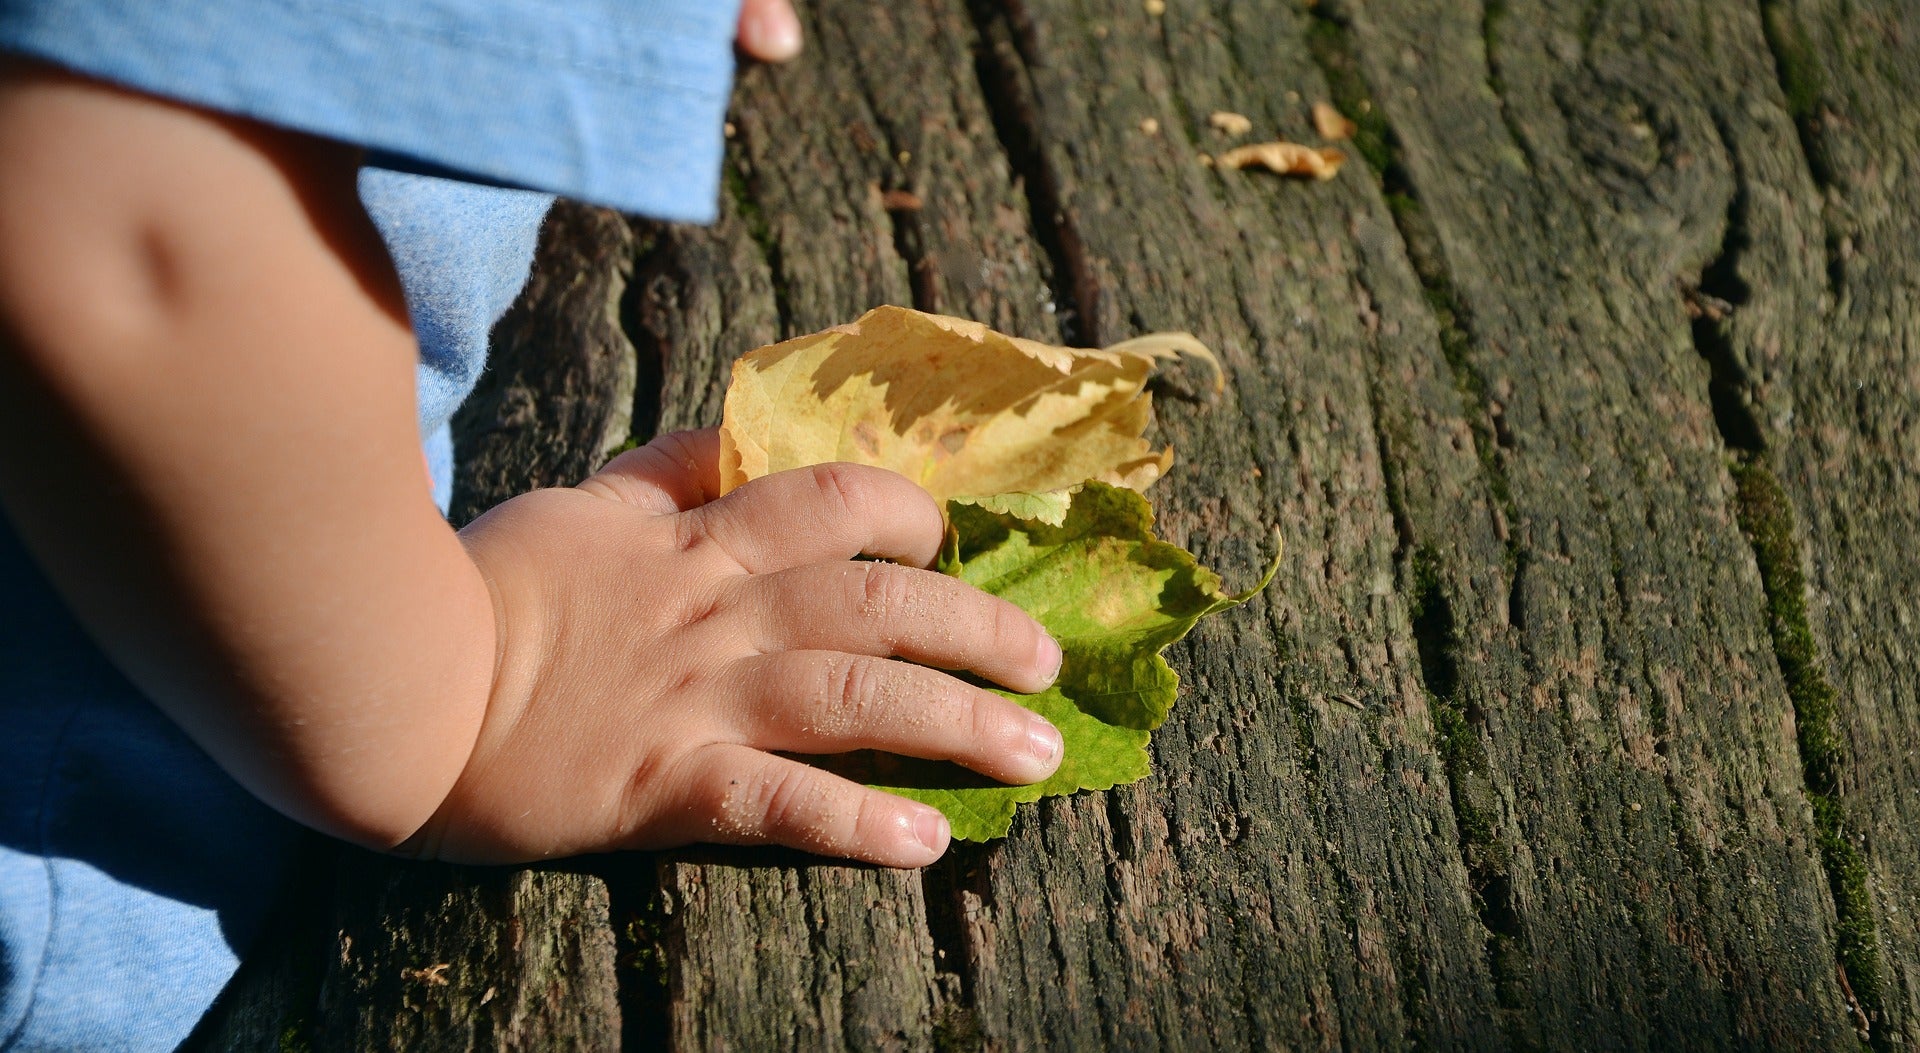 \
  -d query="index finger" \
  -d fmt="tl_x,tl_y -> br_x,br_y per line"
687,462 -> 945,574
